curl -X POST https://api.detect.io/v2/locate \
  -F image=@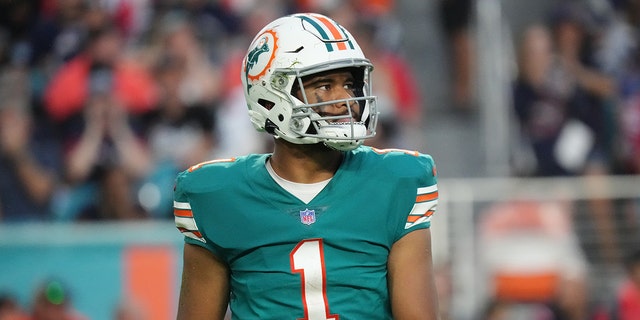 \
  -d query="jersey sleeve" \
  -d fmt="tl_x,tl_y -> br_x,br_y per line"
395,152 -> 438,240
172,157 -> 243,259
173,170 -> 230,256
173,169 -> 216,252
